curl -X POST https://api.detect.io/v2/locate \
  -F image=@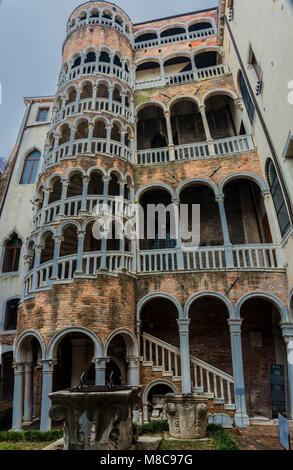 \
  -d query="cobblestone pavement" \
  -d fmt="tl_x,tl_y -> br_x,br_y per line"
228,425 -> 293,450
